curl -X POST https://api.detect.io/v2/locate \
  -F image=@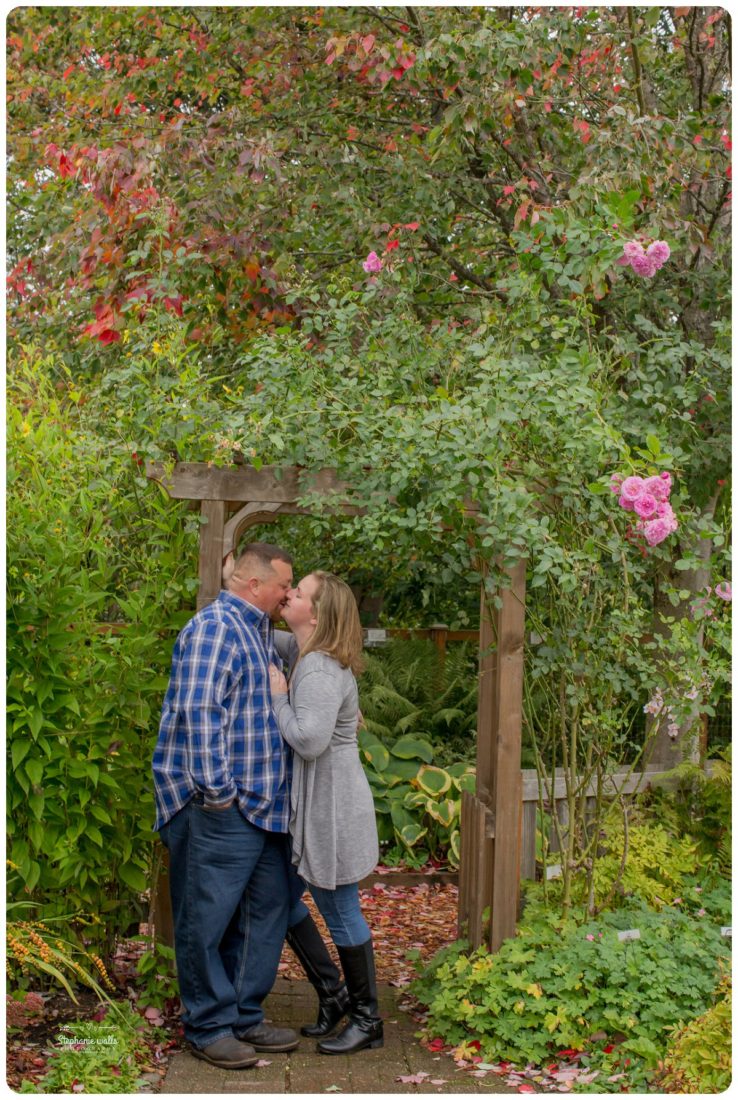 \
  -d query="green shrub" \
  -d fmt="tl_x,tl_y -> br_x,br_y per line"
644,747 -> 732,875
360,639 -> 479,764
412,902 -> 730,1084
7,356 -> 198,953
659,974 -> 731,1093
